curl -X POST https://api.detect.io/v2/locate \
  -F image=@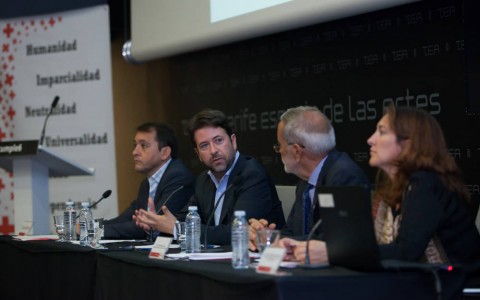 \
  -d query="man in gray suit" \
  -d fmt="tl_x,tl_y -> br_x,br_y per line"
249,106 -> 370,250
